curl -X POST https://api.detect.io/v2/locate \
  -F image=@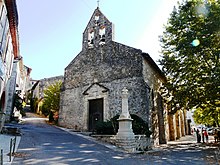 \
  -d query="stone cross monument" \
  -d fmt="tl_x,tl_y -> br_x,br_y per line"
115,87 -> 135,152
